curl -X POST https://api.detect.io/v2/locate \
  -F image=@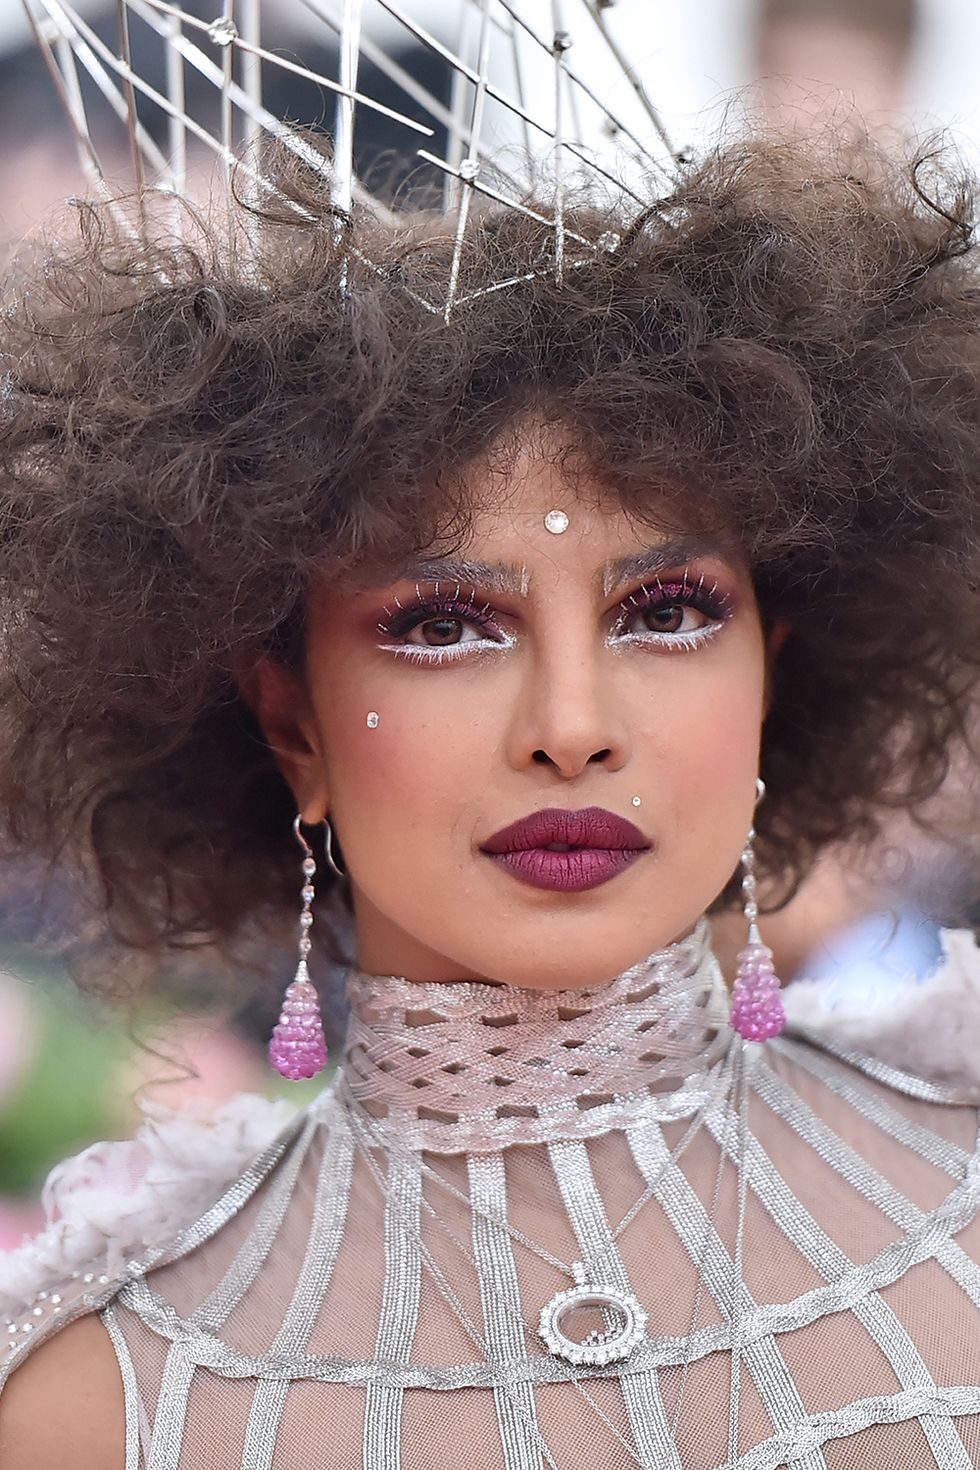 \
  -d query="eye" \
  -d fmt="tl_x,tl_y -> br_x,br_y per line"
376,583 -> 512,663
611,575 -> 733,648
624,601 -> 711,636
407,613 -> 485,648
